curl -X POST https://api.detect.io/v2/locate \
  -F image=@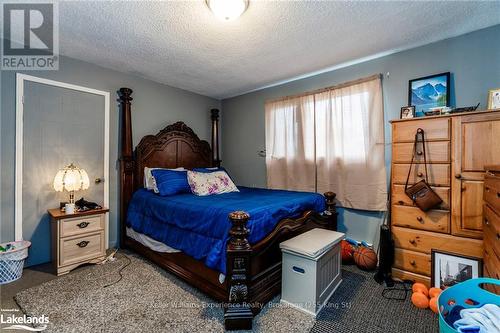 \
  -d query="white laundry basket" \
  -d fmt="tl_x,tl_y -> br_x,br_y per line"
0,241 -> 31,284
